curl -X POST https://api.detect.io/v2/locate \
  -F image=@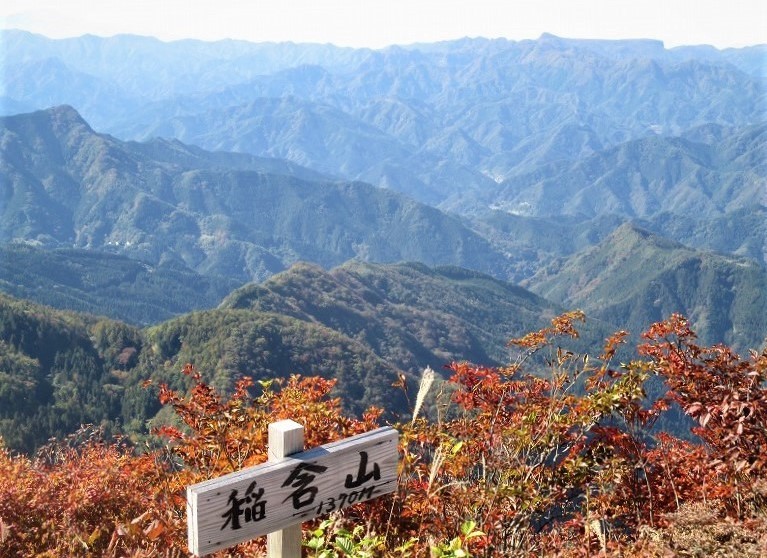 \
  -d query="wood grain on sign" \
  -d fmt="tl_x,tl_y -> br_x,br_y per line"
187,426 -> 399,556
266,419 -> 304,558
